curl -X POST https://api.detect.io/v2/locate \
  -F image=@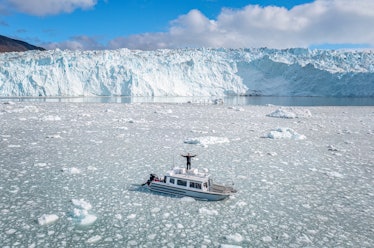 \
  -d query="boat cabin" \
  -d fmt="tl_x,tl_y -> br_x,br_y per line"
163,167 -> 211,191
